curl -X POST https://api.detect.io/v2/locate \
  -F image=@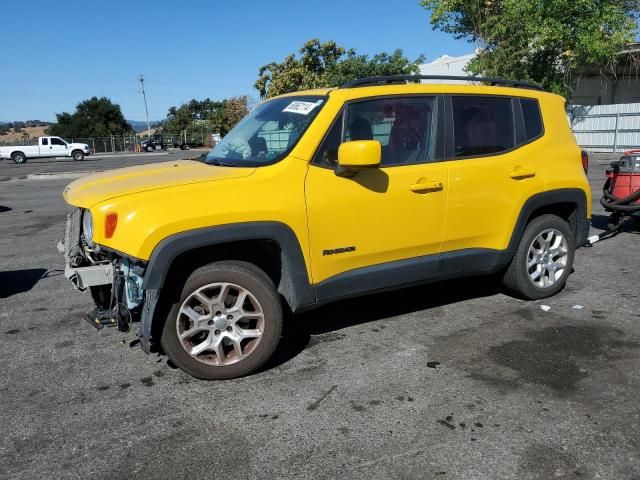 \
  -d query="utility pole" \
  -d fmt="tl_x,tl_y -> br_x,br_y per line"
138,74 -> 151,139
